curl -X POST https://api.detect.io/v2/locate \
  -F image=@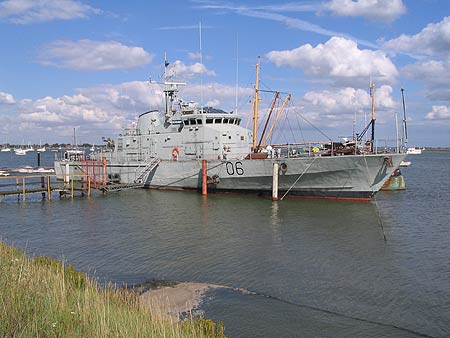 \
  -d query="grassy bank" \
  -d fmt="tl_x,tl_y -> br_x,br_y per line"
0,241 -> 225,338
